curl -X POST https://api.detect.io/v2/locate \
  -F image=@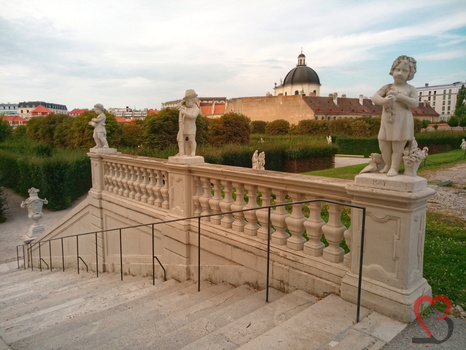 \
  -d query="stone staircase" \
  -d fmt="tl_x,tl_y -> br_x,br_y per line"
0,268 -> 405,350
